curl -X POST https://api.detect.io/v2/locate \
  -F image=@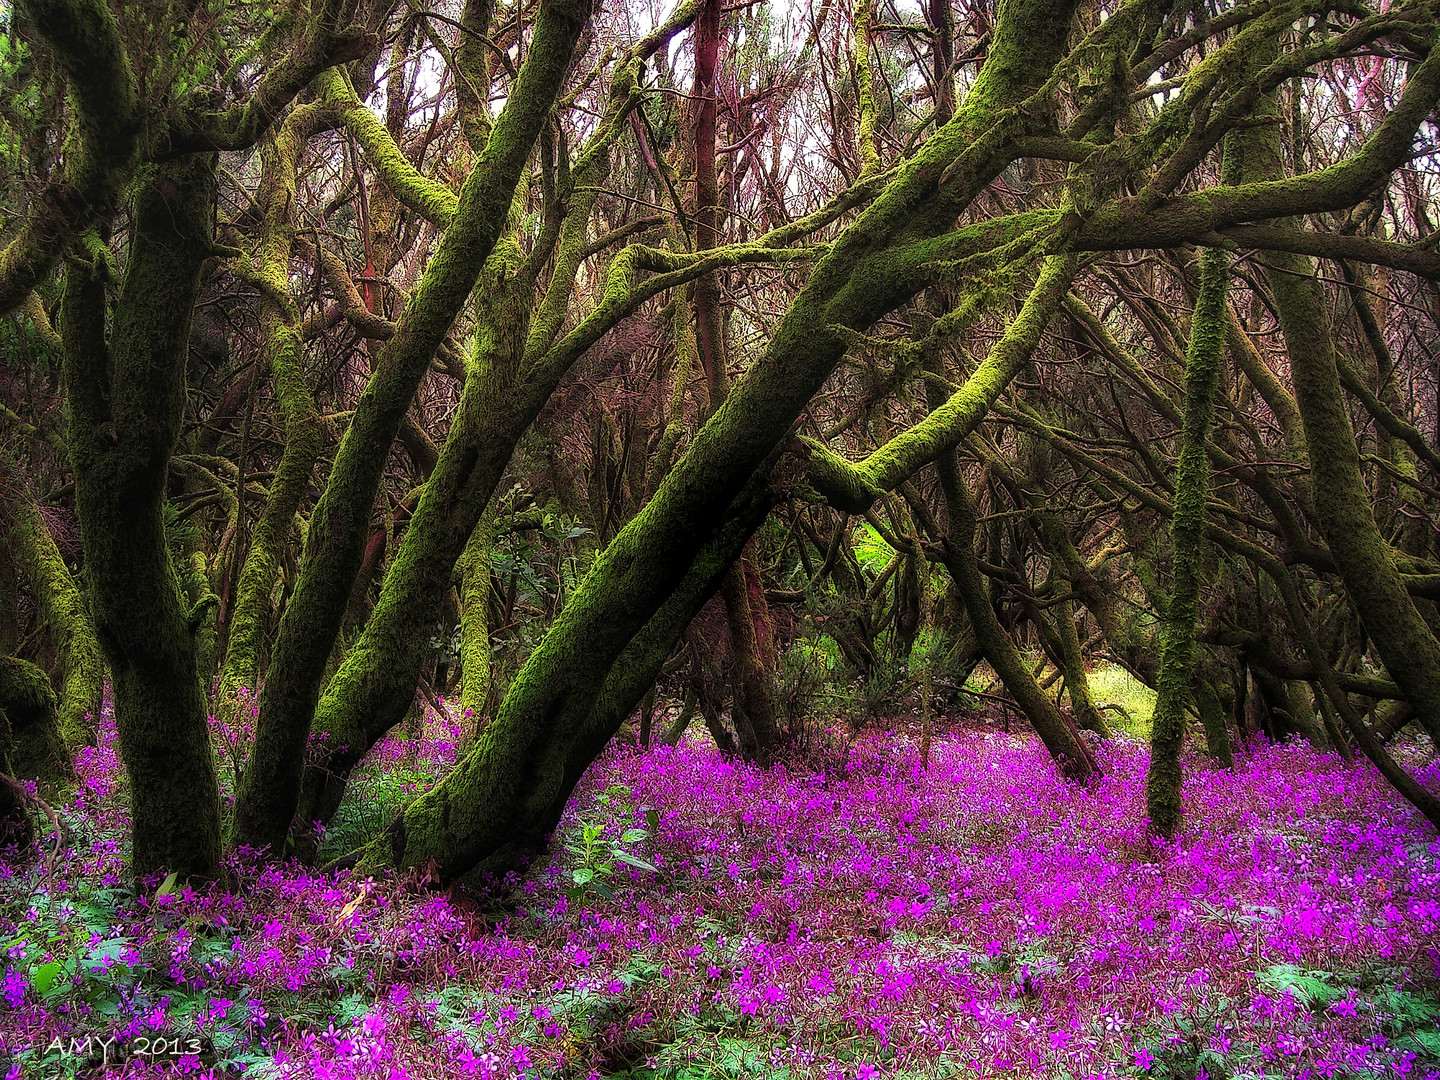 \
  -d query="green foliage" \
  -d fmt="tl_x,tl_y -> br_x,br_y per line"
775,634 -> 840,735
562,782 -> 658,909
315,760 -> 437,863
1257,963 -> 1342,1009
163,501 -> 211,603
492,508 -> 592,611
2,879 -> 255,1073
427,621 -> 464,665
1087,663 -> 1156,737
852,522 -> 892,575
